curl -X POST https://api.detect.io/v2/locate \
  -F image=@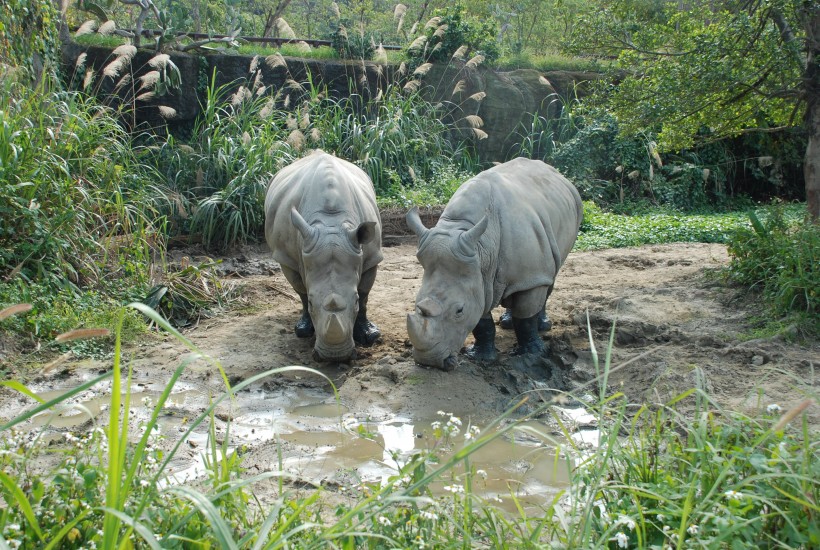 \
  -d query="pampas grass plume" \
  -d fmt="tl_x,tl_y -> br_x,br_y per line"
148,54 -> 170,69
413,63 -> 432,77
266,53 -> 287,70
75,20 -> 97,37
158,106 -> 177,119
287,129 -> 305,151
98,20 -> 116,36
466,54 -> 485,69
